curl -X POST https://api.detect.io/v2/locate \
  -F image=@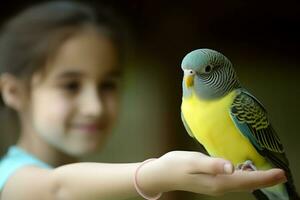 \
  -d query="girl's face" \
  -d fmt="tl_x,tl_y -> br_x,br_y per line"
27,28 -> 121,157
